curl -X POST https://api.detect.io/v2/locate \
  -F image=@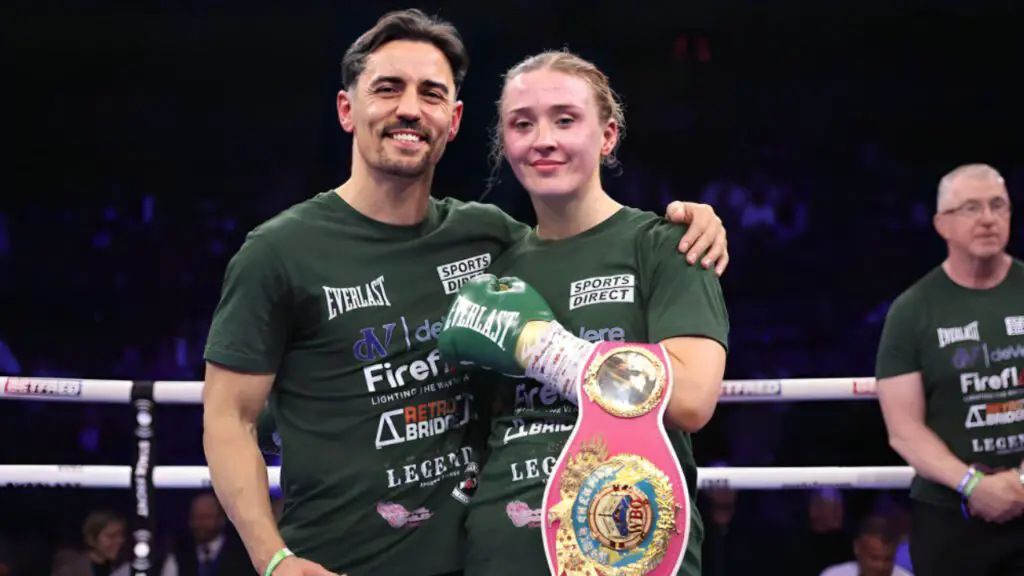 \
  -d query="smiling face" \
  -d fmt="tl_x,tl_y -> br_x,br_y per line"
337,40 -> 464,180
